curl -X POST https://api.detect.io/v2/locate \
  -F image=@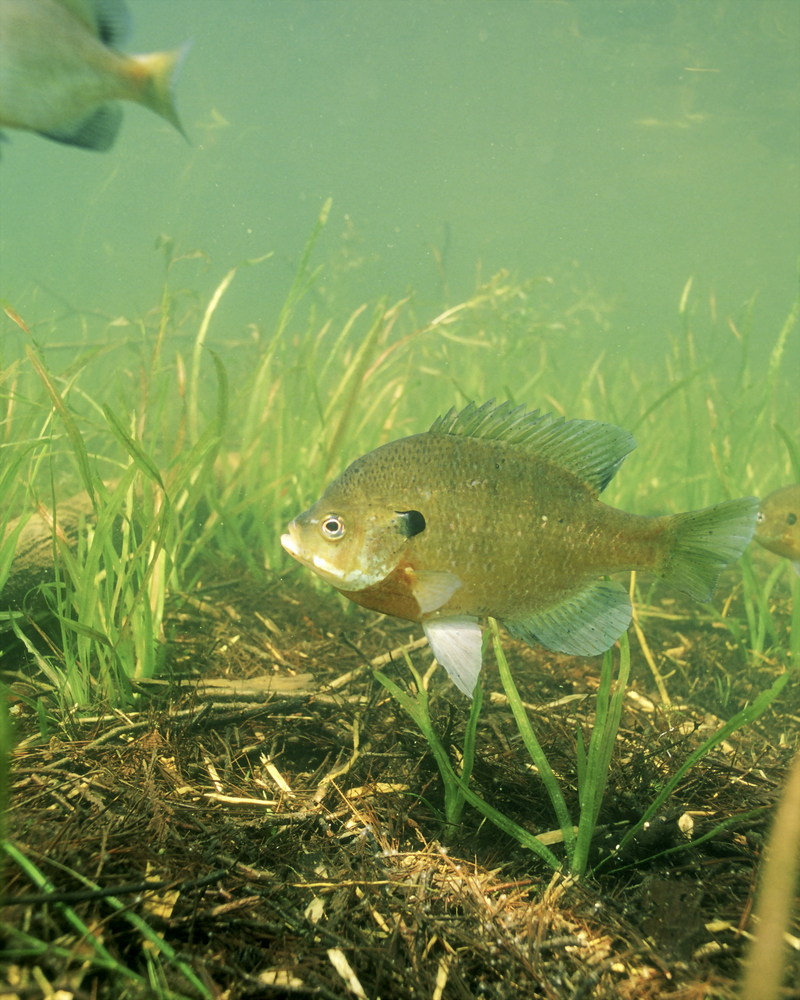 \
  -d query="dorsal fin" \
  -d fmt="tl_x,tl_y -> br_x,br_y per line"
53,0 -> 131,45
430,400 -> 636,495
